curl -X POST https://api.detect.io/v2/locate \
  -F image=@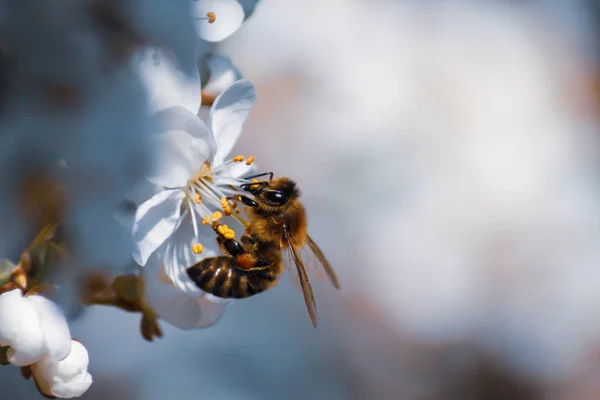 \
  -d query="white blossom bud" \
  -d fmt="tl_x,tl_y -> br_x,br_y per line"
30,340 -> 93,399
0,289 -> 71,366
